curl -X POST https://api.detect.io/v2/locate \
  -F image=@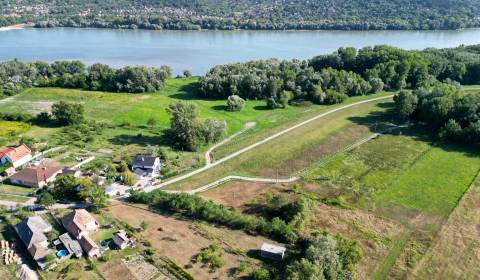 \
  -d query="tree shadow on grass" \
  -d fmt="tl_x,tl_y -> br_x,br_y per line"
108,132 -> 174,147
211,105 -> 227,111
253,105 -> 270,111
